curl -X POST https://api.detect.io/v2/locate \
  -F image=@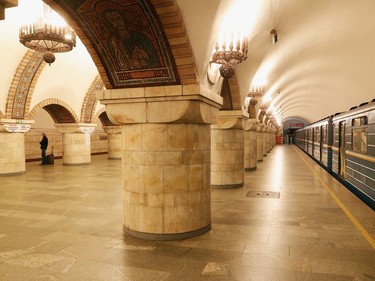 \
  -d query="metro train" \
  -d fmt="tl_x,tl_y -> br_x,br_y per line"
294,100 -> 375,210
